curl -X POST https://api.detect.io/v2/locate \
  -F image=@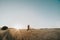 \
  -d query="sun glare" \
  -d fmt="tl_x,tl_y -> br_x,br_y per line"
13,24 -> 24,29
